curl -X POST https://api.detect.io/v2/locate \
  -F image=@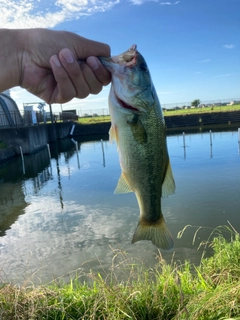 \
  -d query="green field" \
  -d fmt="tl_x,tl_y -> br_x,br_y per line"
1,227 -> 240,319
164,104 -> 240,116
78,115 -> 111,124
77,105 -> 240,124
